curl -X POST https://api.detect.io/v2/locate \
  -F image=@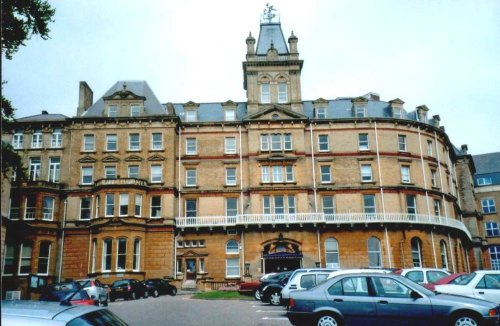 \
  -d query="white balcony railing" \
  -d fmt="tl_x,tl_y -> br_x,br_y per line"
175,212 -> 471,239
